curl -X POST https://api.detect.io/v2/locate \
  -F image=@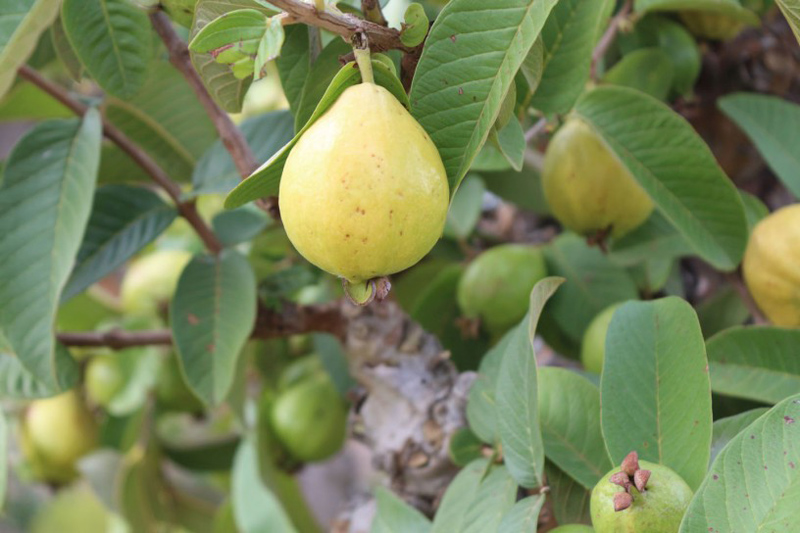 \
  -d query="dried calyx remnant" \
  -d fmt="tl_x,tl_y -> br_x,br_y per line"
608,451 -> 651,511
